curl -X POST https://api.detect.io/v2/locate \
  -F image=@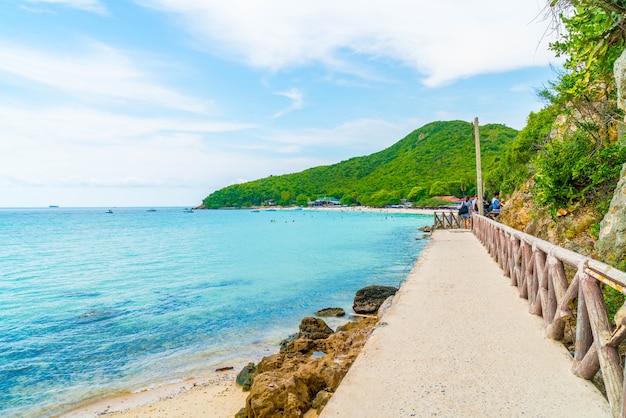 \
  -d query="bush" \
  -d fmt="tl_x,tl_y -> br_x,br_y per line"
532,132 -> 626,213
